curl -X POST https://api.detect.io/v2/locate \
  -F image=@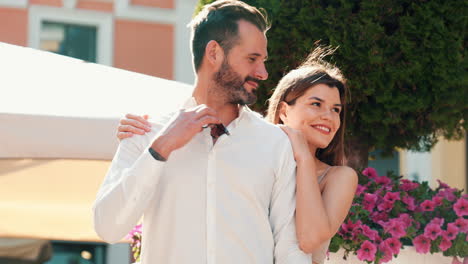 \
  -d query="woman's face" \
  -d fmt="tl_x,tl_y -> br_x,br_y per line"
281,83 -> 342,149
